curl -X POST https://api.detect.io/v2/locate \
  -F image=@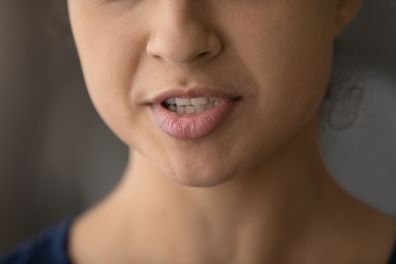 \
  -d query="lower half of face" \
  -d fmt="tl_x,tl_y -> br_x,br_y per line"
68,0 -> 337,187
